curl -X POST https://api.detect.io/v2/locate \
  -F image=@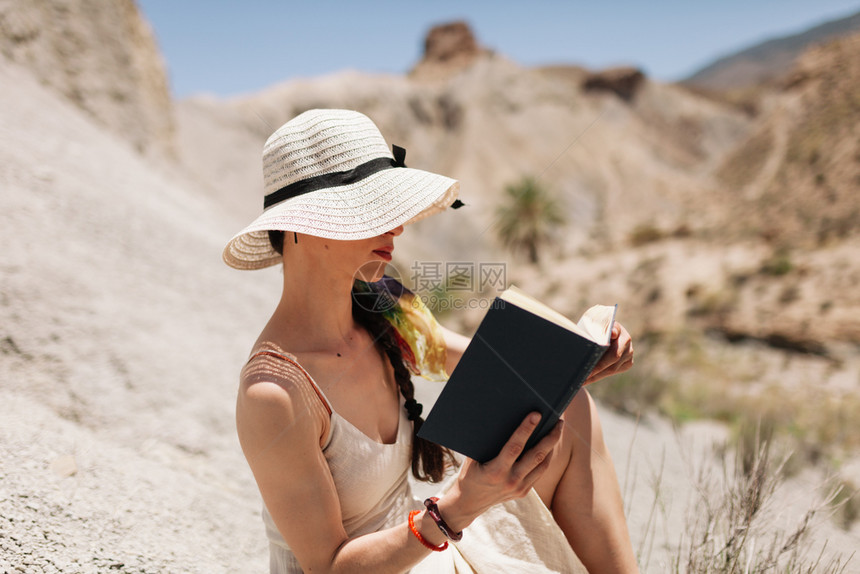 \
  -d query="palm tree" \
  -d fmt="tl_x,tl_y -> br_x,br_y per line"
495,176 -> 566,264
